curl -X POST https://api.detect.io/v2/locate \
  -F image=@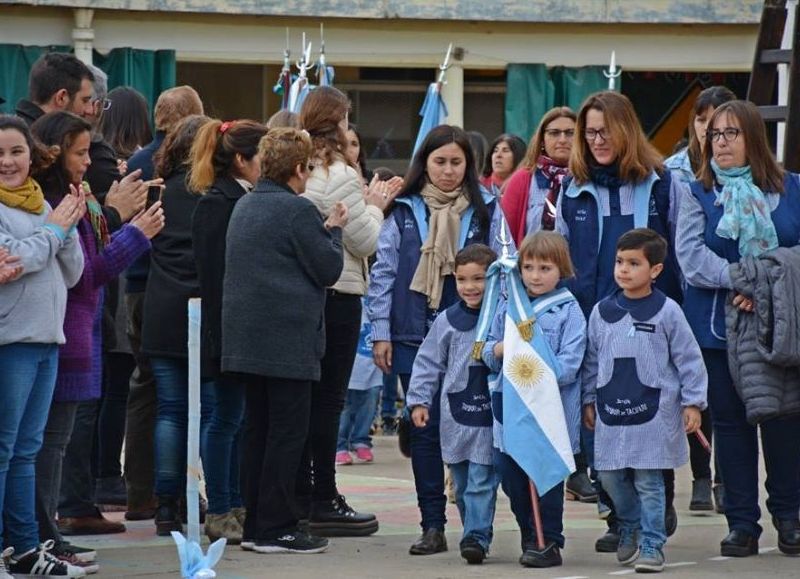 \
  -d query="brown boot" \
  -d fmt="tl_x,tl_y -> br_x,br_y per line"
204,512 -> 243,544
